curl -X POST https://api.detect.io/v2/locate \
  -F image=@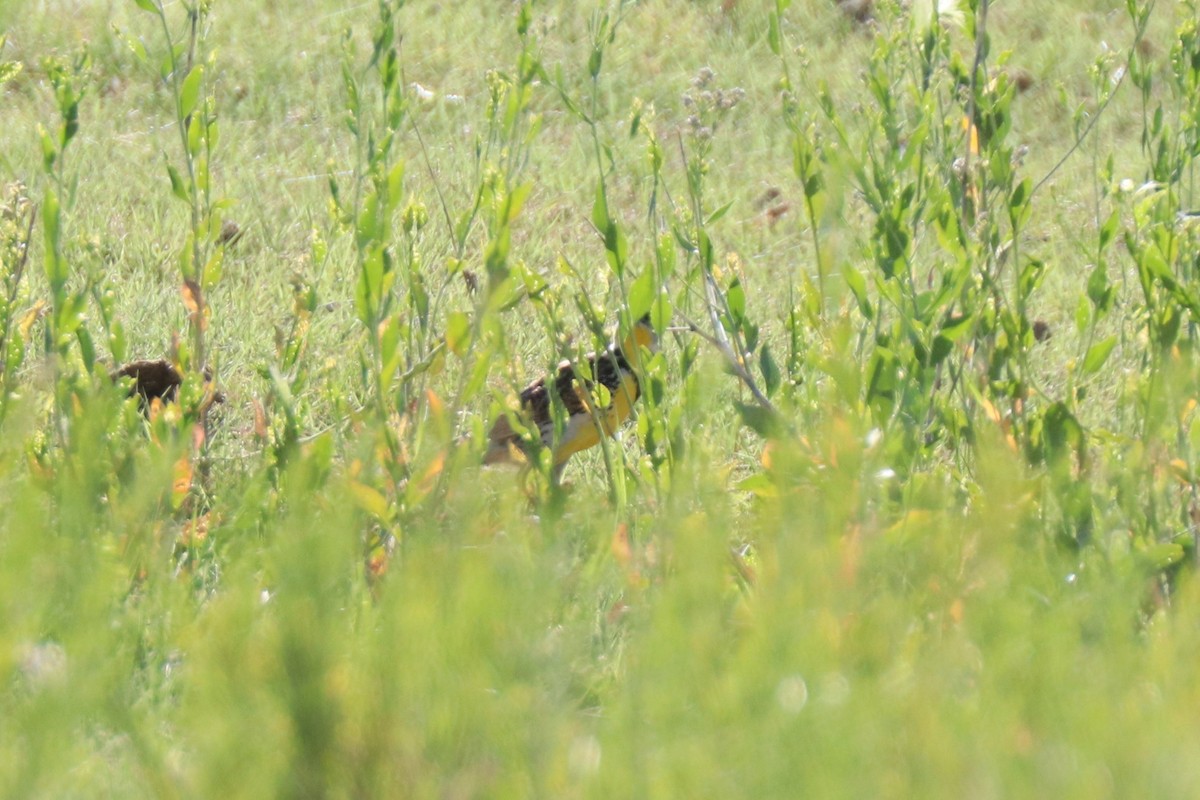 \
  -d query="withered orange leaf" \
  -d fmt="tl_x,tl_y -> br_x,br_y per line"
171,452 -> 193,510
